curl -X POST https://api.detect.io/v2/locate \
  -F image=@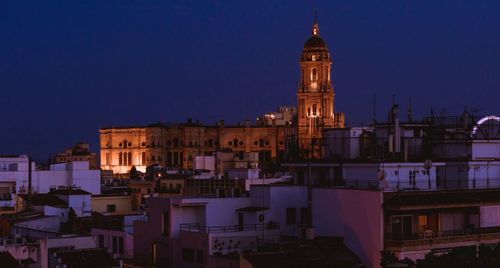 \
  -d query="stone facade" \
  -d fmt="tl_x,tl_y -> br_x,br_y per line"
297,17 -> 344,158
100,122 -> 290,174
